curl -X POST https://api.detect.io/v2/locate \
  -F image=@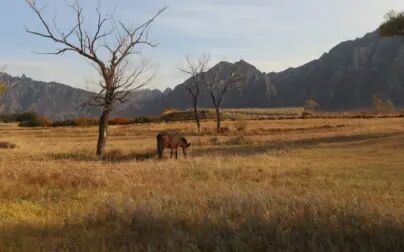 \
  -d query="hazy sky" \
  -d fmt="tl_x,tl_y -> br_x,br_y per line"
1,0 -> 404,90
